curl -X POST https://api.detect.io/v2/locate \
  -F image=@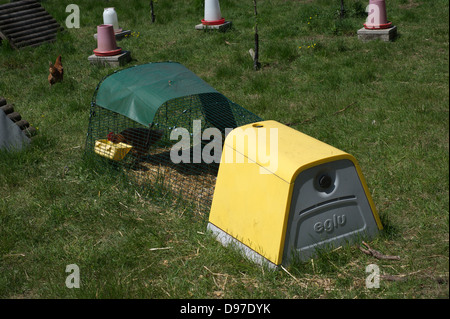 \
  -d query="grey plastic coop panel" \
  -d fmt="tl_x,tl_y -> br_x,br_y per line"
0,110 -> 30,151
282,159 -> 380,263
